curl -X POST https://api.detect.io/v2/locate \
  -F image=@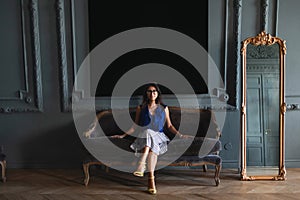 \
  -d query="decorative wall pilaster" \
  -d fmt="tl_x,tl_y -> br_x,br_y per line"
56,0 -> 78,112
261,0 -> 269,31
0,0 -> 43,113
232,0 -> 242,109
